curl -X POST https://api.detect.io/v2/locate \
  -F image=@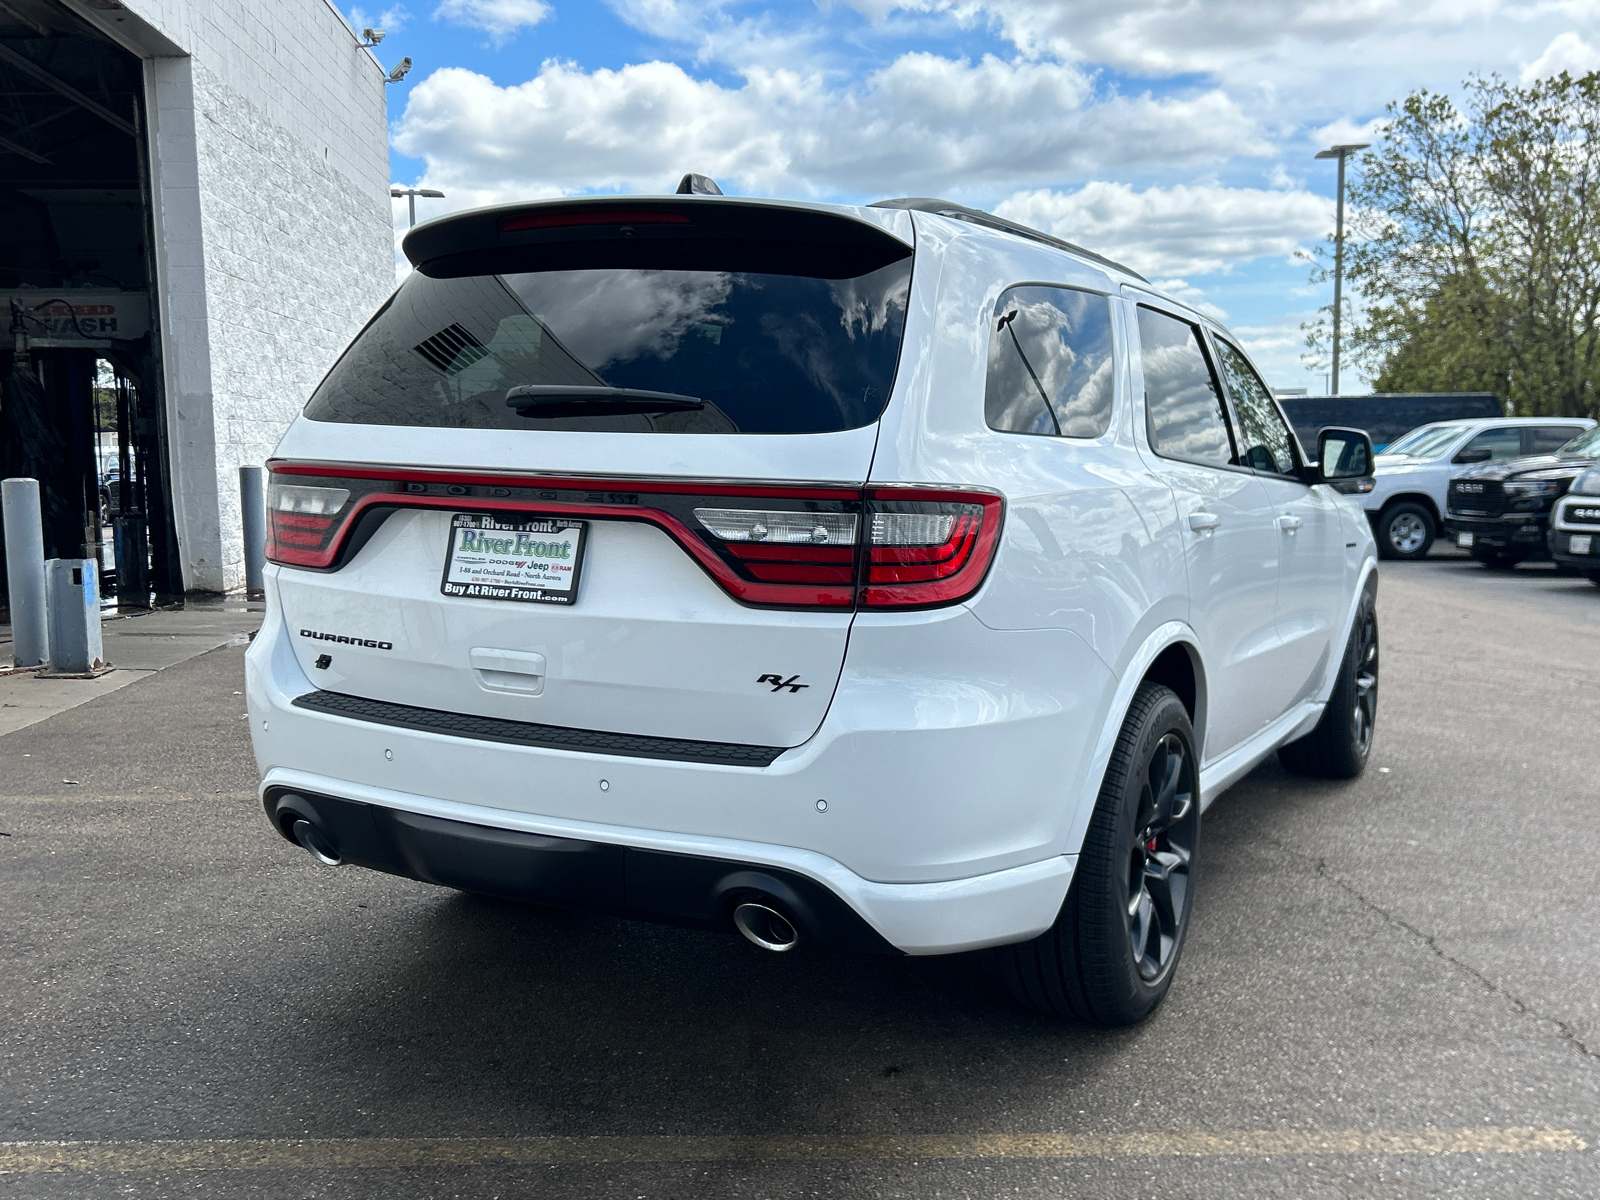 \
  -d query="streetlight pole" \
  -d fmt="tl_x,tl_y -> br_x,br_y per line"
1315,143 -> 1369,395
390,186 -> 445,228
